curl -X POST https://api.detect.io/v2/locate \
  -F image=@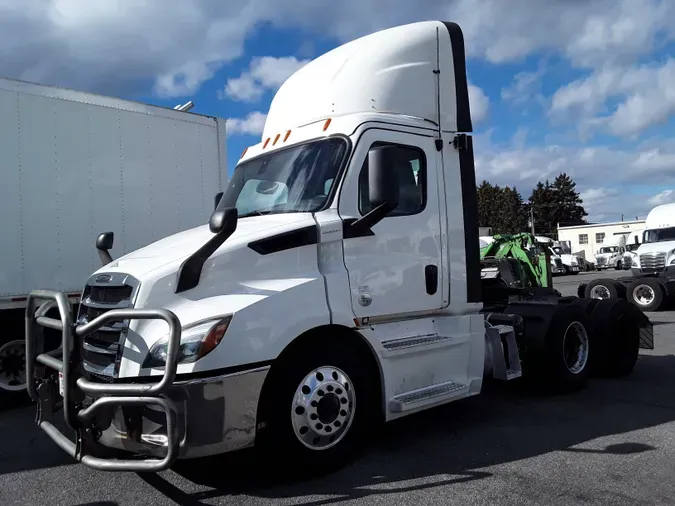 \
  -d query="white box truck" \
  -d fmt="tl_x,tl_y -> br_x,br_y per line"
0,77 -> 227,405
24,21 -> 652,478
579,204 -> 675,311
